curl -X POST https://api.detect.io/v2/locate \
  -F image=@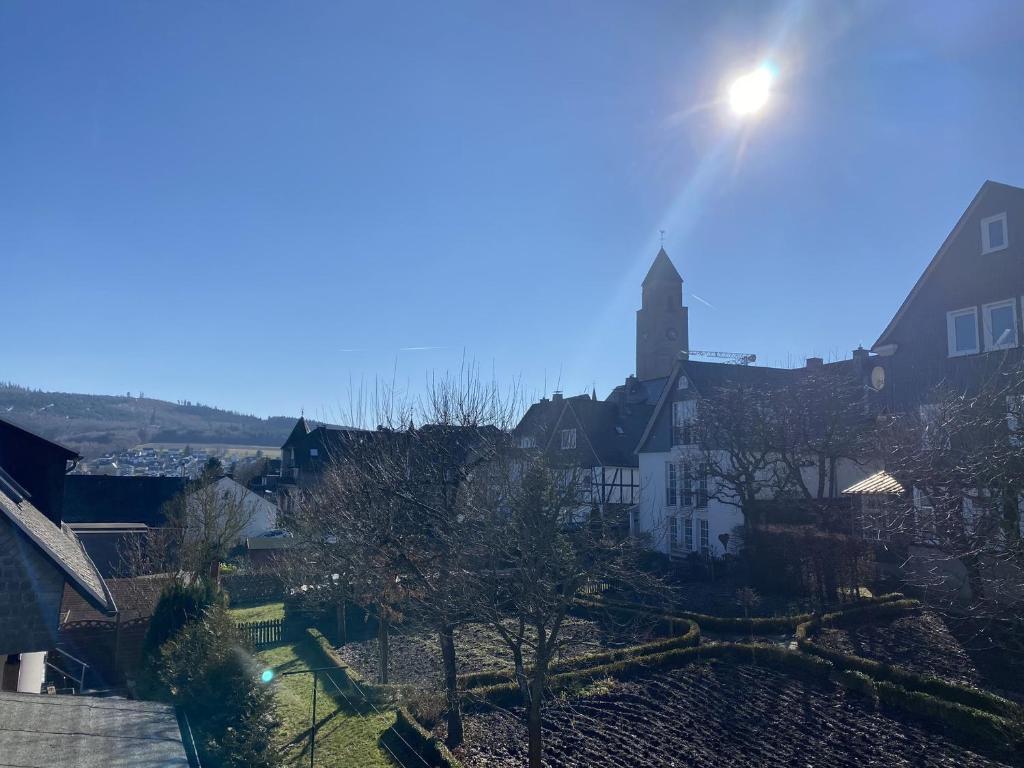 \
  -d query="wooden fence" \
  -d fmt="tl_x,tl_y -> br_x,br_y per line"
237,618 -> 287,648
